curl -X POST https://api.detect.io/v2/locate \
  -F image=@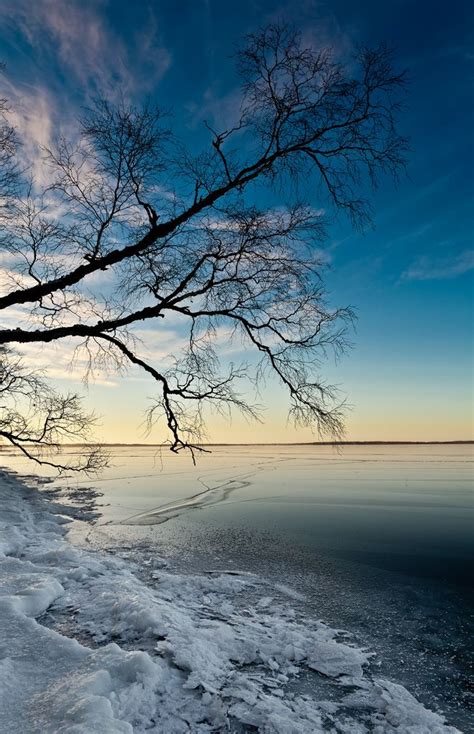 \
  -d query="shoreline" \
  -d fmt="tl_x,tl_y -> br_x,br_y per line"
0,467 -> 464,733
1,440 -> 472,449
